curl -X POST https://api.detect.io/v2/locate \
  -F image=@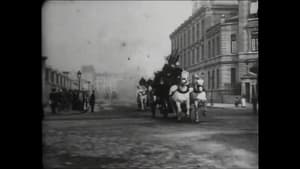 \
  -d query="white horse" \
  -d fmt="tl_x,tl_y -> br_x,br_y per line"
169,74 -> 193,121
190,75 -> 207,122
136,85 -> 147,111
